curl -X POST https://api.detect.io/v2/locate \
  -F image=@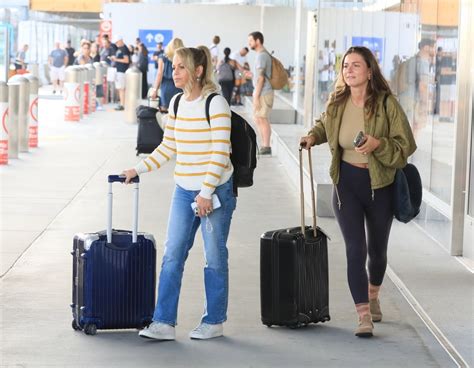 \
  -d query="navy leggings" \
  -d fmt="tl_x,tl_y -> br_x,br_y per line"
332,161 -> 394,305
